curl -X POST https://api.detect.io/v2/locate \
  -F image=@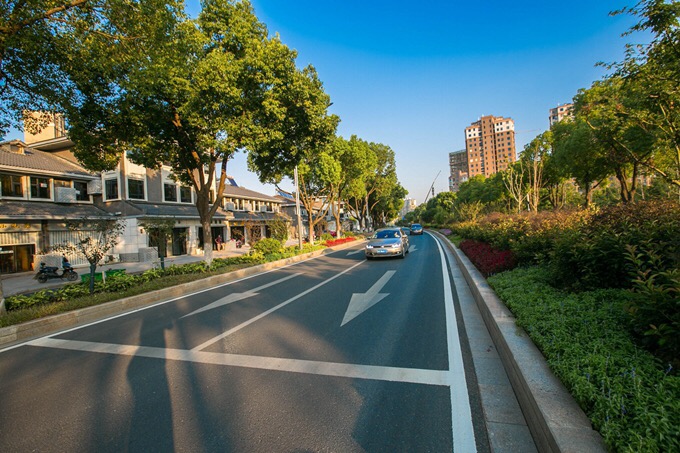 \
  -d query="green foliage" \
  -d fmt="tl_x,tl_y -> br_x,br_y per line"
451,209 -> 588,265
625,244 -> 680,367
489,267 -> 680,452
267,216 -> 290,243
252,238 -> 284,256
320,233 -> 334,242
550,200 -> 680,290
